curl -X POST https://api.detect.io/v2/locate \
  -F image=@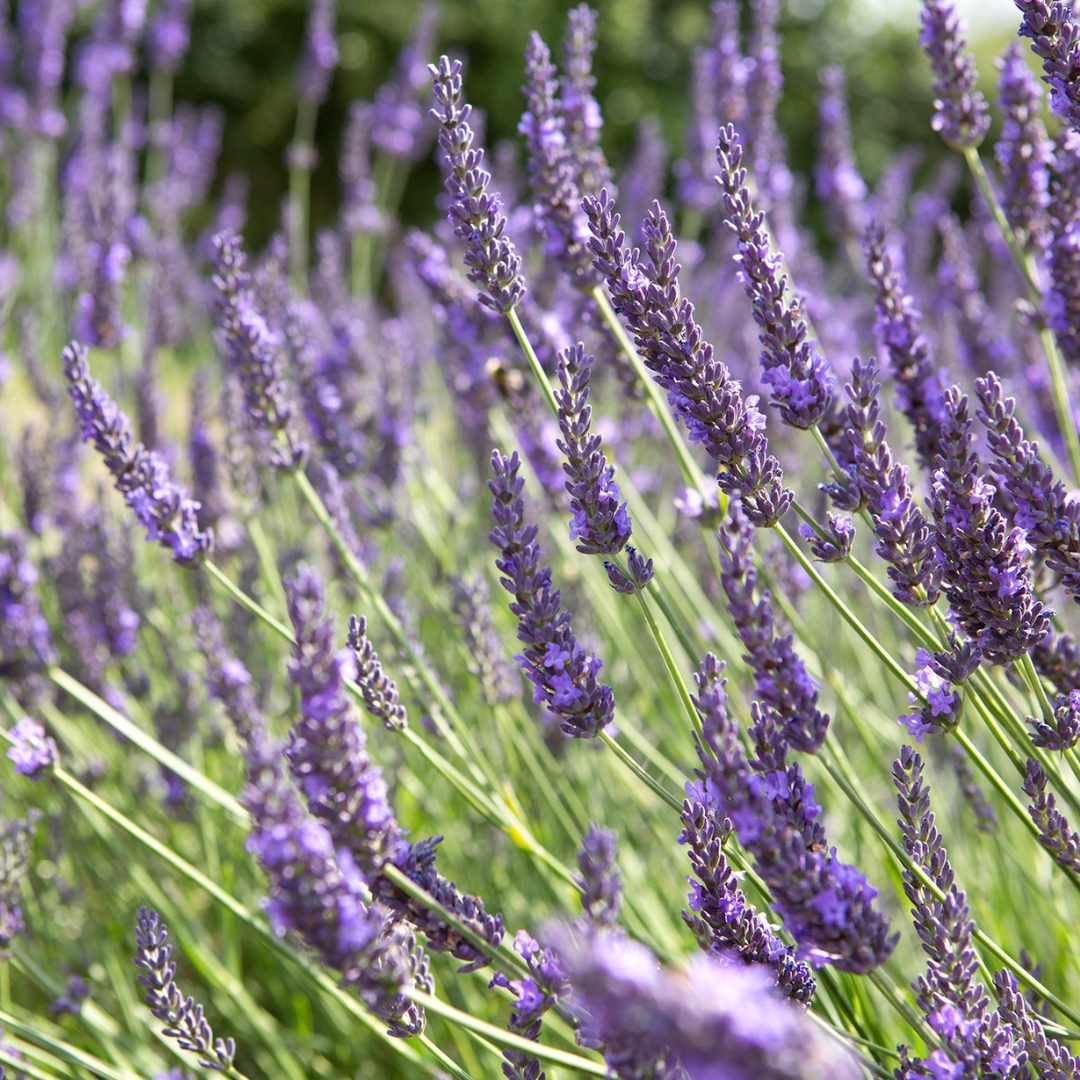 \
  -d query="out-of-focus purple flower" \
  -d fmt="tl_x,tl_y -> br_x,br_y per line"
555,343 -> 632,556
815,66 -> 867,245
447,574 -> 520,706
0,810 -> 39,955
976,372 -> 1080,604
146,0 -> 192,74
719,505 -> 829,754
429,56 -> 526,314
371,1 -> 439,163
341,103 -> 387,239
1024,757 -> 1080,873
75,0 -> 147,97
893,747 -> 1020,1074
919,0 -> 989,149
584,189 -> 792,528
63,343 -> 213,567
133,907 -> 236,1070
864,222 -> 951,473
489,449 -> 615,738
575,825 -> 621,927
715,124 -> 835,430
0,530 -> 56,702
296,0 -> 338,105
50,974 -> 90,1016
560,5 -> 610,197
519,31 -> 594,283
1014,0 -> 1080,132
995,41 -> 1051,250
19,0 -> 73,139
1046,131 -> 1080,369
931,385 -> 1050,665
211,230 -> 308,472
7,717 -> 57,779
549,923 -> 859,1079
